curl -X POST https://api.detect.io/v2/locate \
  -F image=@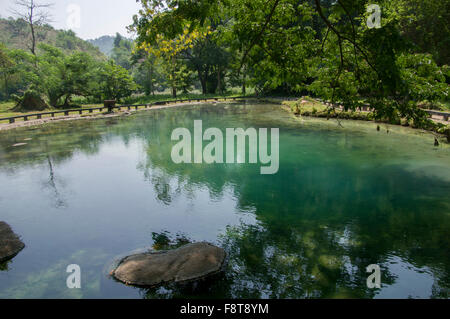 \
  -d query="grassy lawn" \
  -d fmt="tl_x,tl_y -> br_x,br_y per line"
441,101 -> 450,111
282,97 -> 331,114
281,97 -> 377,122
0,102 -> 21,118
